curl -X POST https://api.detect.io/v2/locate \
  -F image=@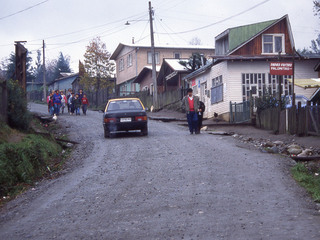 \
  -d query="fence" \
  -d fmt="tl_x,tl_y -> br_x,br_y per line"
256,103 -> 320,136
0,80 -> 7,122
86,88 -> 117,109
127,88 -> 187,110
27,90 -> 43,102
229,101 -> 251,123
256,108 -> 286,134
